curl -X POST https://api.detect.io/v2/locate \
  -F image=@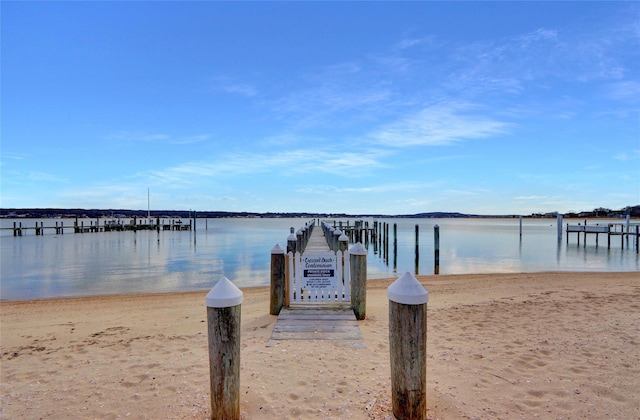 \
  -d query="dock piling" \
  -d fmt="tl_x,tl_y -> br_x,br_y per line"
206,277 -> 242,420
270,244 -> 286,316
388,272 -> 429,420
